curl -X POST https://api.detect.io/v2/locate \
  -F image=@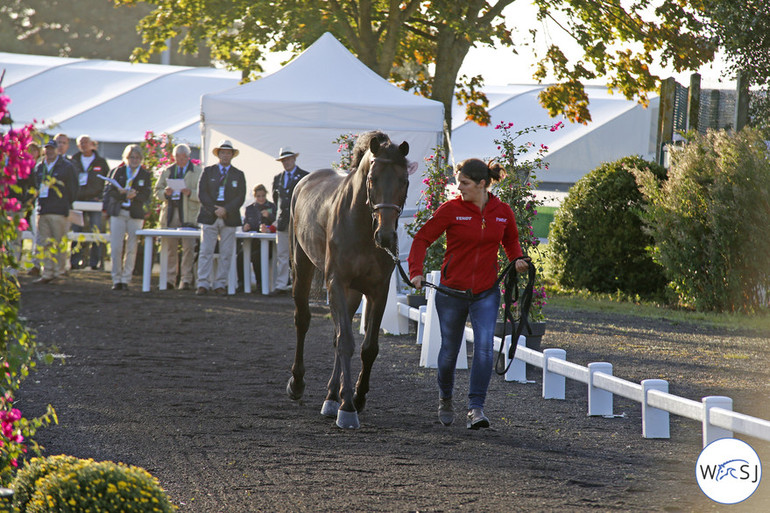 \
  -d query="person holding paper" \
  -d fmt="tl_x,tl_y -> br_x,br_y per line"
32,138 -> 78,283
103,144 -> 152,291
195,140 -> 246,296
70,134 -> 109,270
154,143 -> 202,290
